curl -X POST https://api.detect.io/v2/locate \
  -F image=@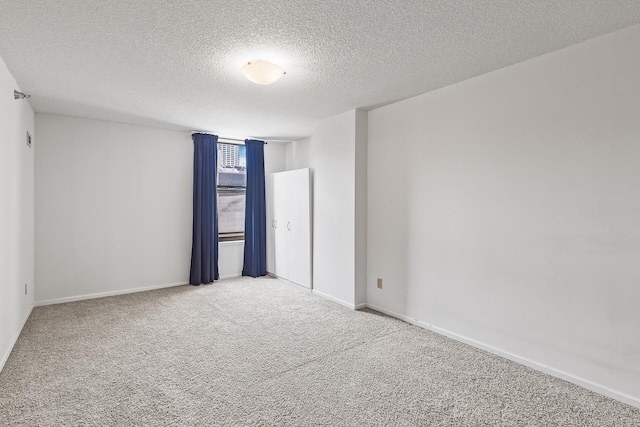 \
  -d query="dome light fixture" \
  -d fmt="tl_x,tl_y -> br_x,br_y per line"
240,60 -> 286,85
